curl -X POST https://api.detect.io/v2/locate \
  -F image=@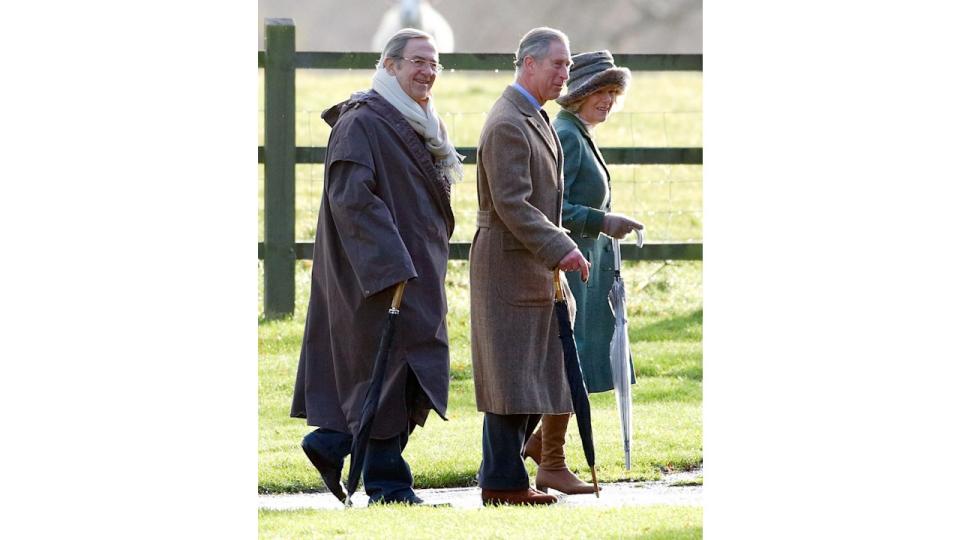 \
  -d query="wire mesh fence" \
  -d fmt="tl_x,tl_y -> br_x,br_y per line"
257,70 -> 702,243
258,34 -> 701,313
